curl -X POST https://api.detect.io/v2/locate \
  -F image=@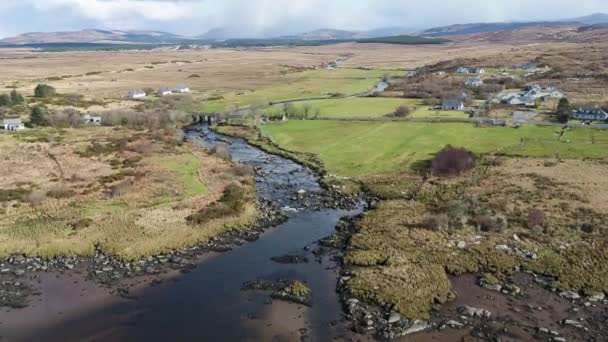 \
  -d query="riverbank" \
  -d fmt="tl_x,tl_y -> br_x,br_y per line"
254,121 -> 608,340
0,125 -> 370,341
